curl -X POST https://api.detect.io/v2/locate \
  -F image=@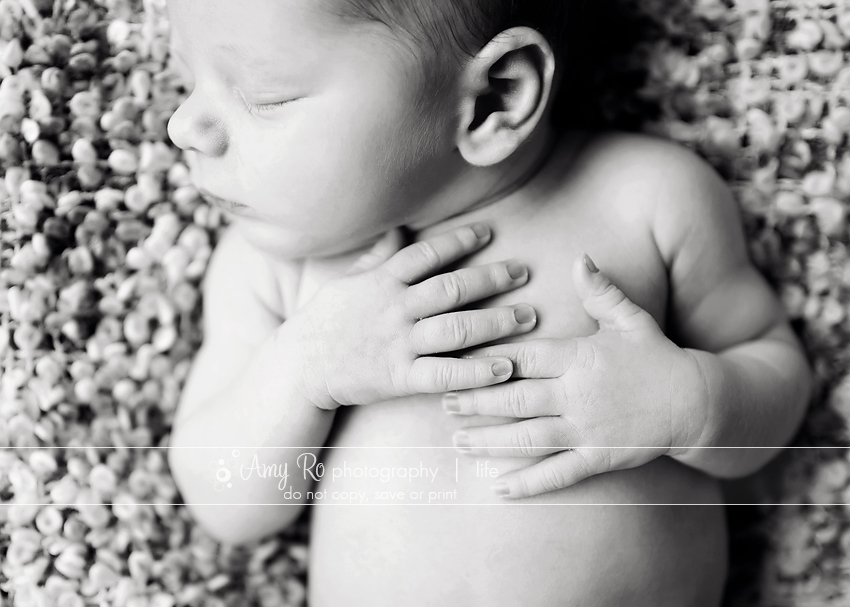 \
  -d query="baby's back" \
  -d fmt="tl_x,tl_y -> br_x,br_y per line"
286,133 -> 728,606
